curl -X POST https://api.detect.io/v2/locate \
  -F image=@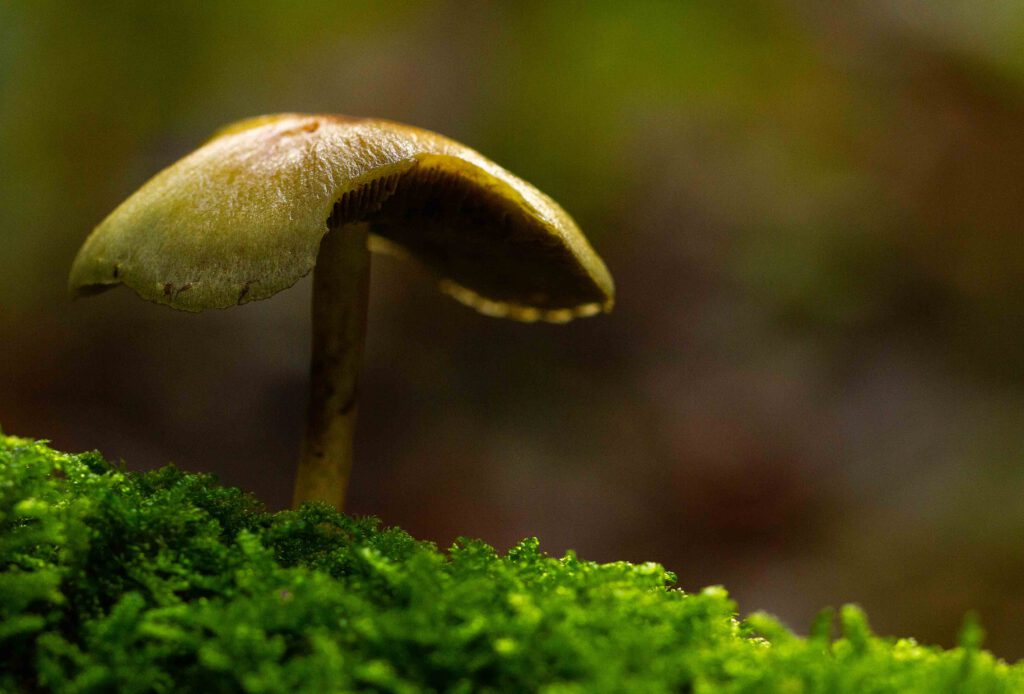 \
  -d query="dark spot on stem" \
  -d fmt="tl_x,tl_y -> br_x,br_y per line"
338,393 -> 357,416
